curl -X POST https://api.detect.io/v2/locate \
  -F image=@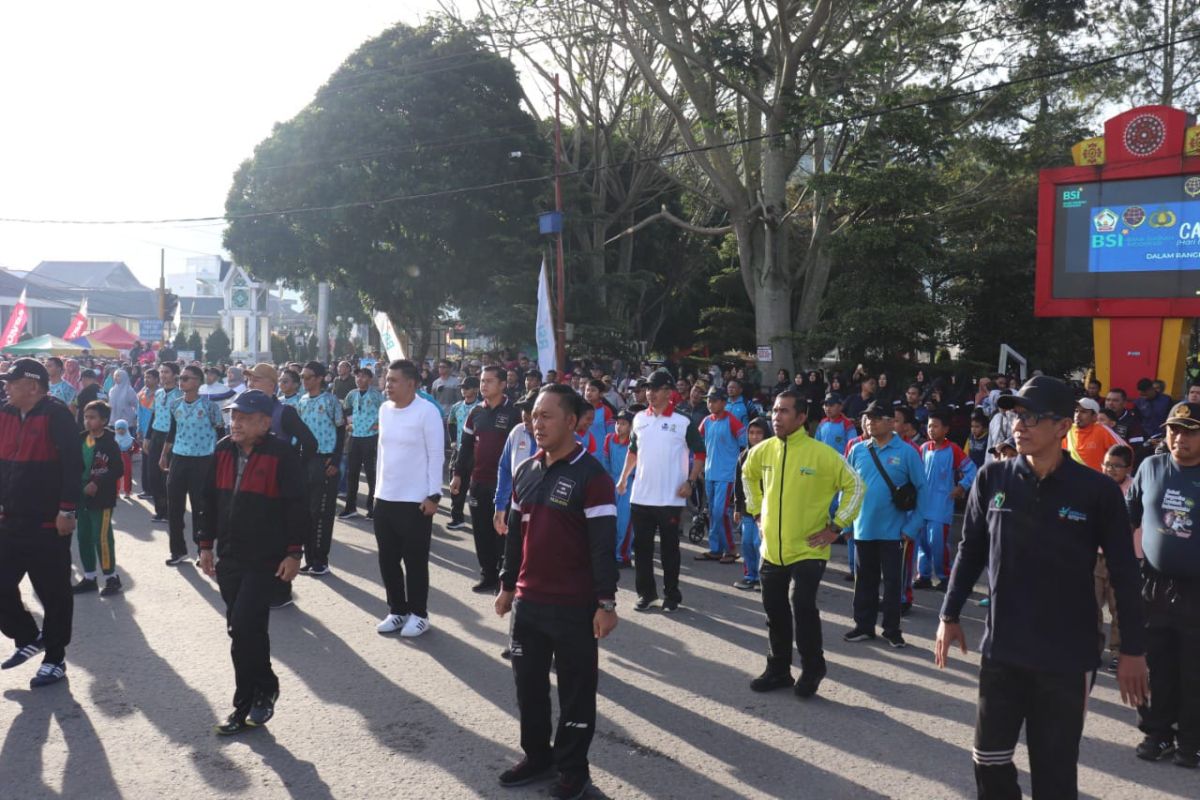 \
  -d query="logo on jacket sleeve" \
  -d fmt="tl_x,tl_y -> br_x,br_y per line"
991,492 -> 1006,510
